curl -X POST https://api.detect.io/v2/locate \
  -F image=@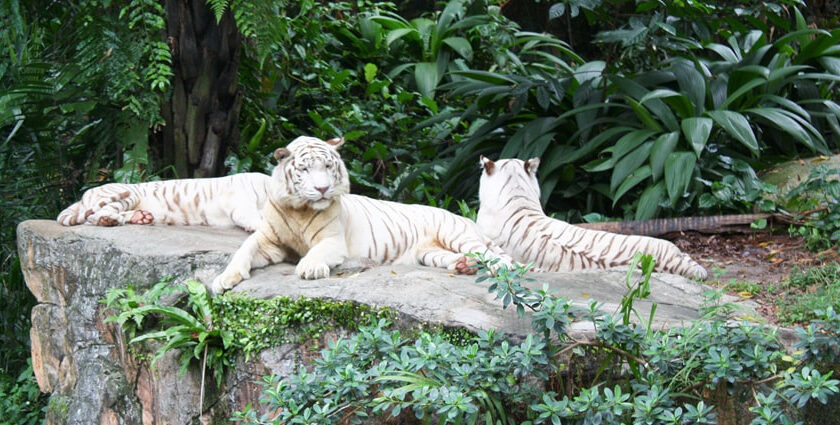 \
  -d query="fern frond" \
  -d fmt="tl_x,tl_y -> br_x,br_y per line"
206,0 -> 230,24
